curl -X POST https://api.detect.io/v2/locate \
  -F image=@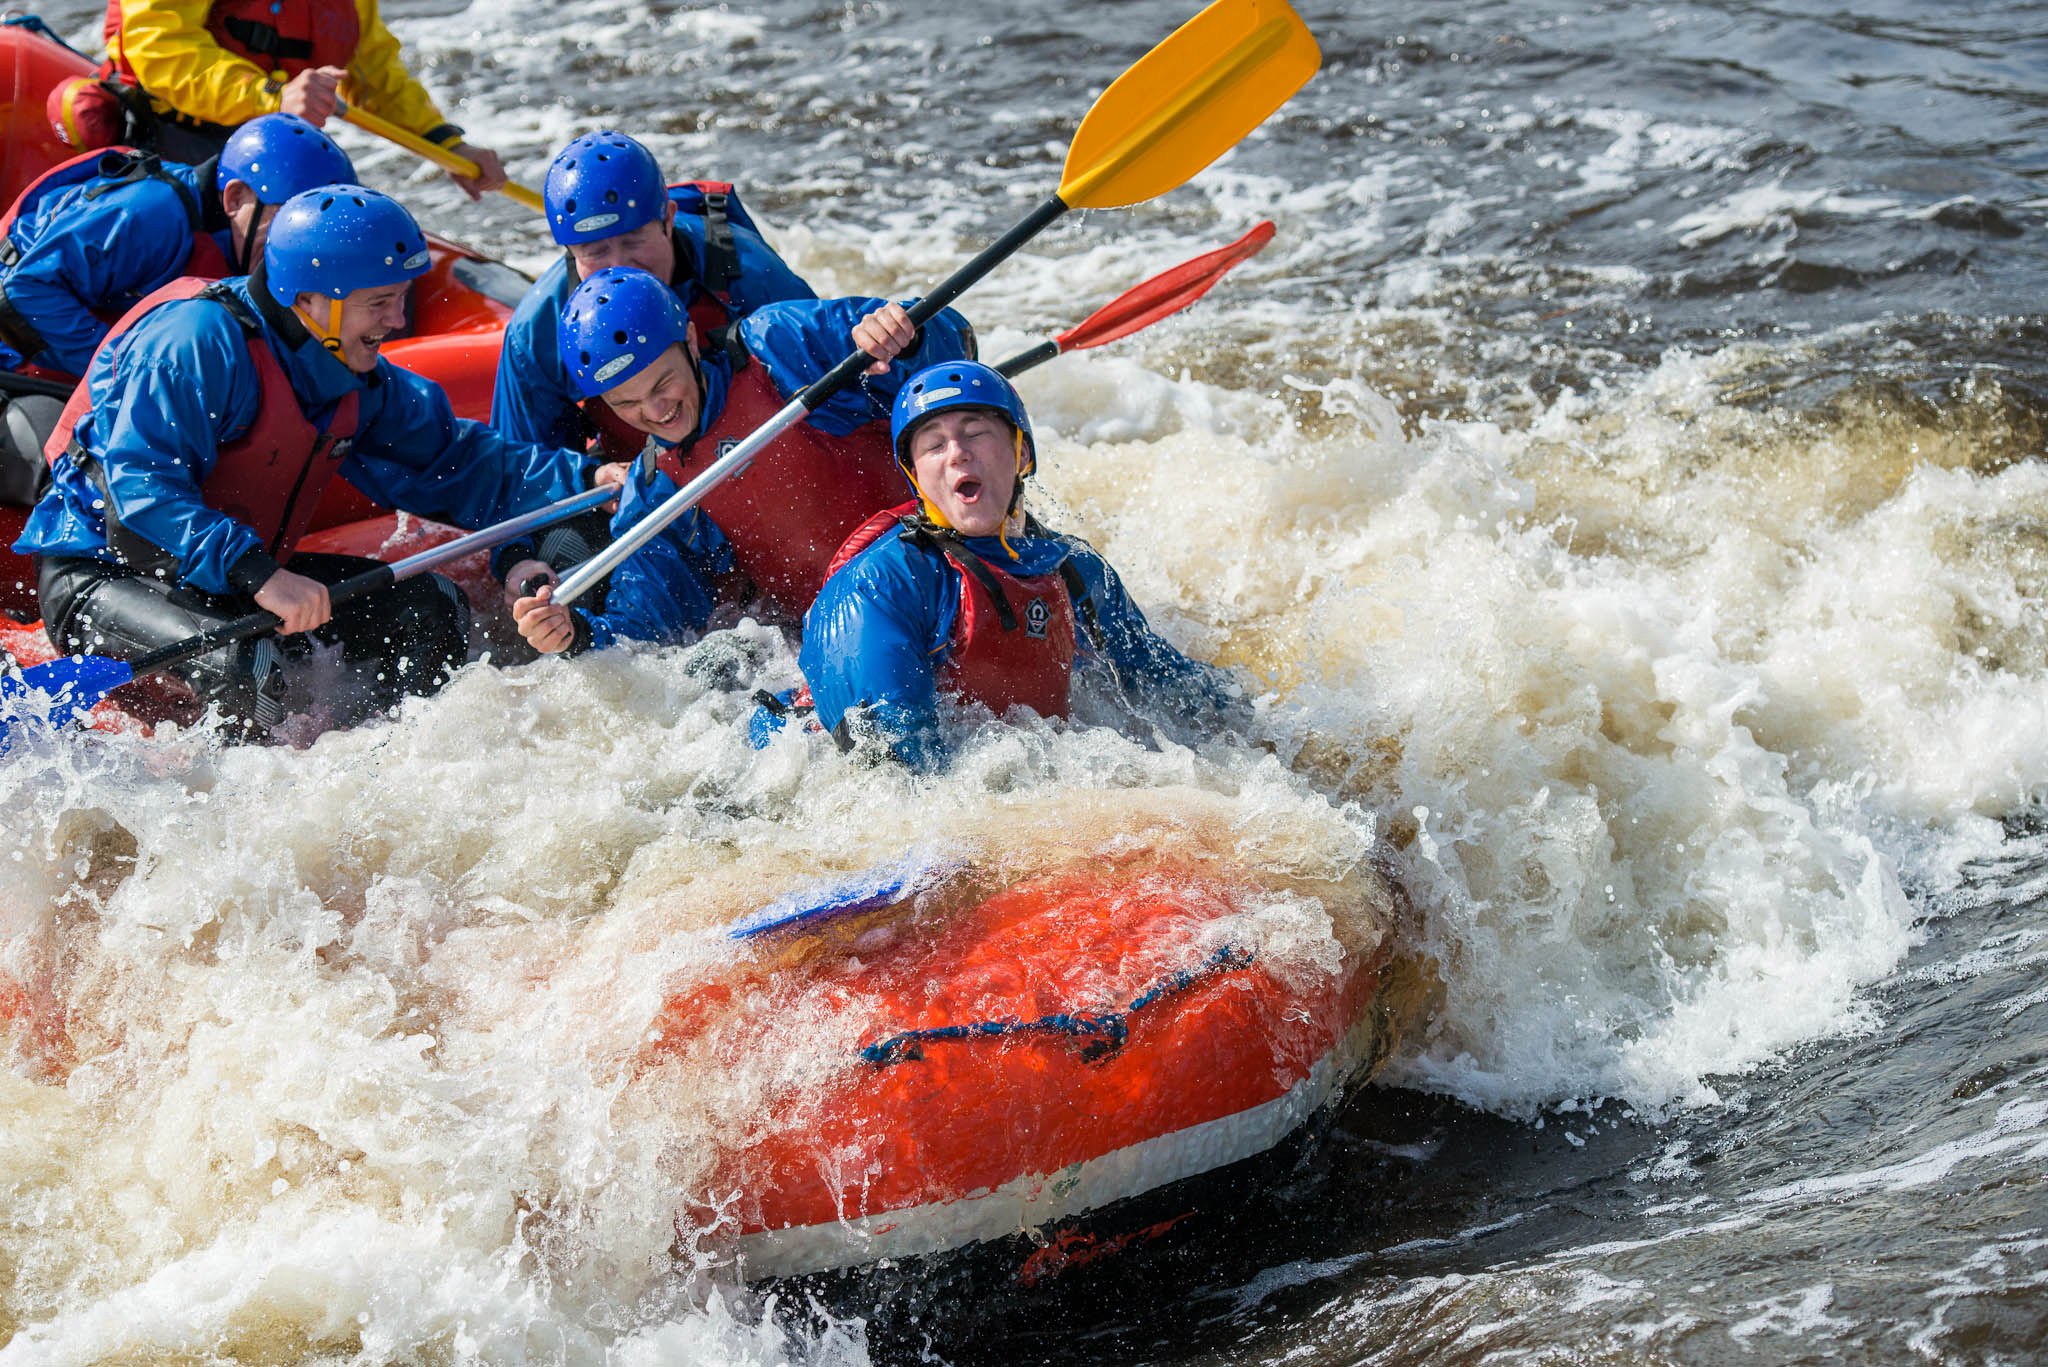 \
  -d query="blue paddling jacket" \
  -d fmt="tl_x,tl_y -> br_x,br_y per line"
788,521 -> 1244,771
14,276 -> 589,597
490,183 -> 818,451
0,152 -> 236,376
